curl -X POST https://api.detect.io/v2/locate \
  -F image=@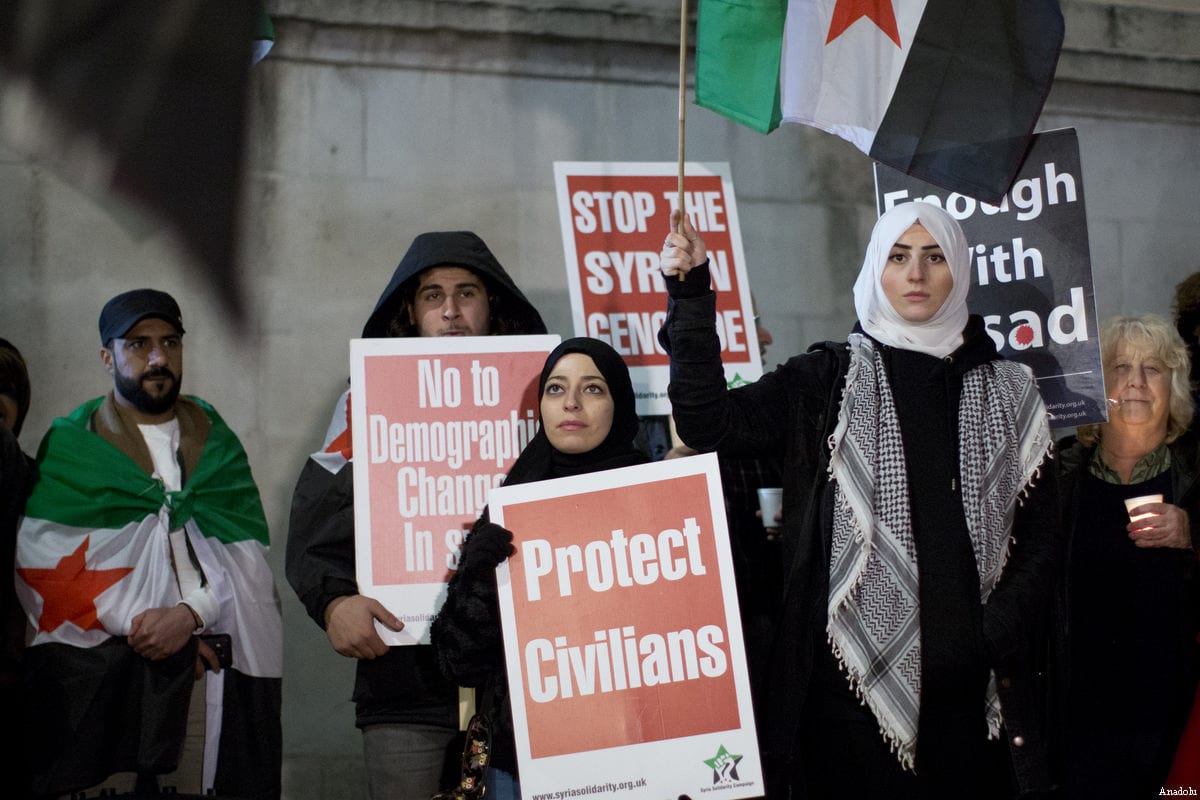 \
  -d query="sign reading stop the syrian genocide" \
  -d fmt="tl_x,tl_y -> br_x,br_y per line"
350,334 -> 560,644
554,162 -> 761,416
489,454 -> 764,800
874,127 -> 1105,429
